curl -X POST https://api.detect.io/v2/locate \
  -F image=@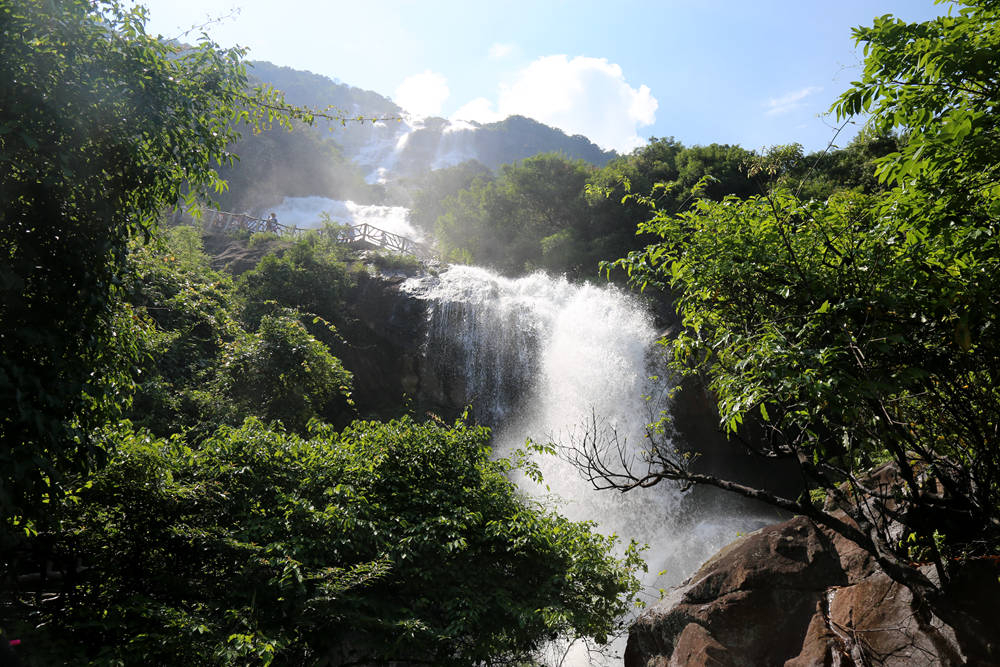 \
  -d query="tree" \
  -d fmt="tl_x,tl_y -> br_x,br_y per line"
408,159 -> 493,235
237,231 -> 355,330
585,0 -> 1000,608
783,129 -> 902,200
0,0 -> 320,527
434,153 -> 593,274
19,417 -> 644,665
124,226 -> 244,438
584,139 -> 764,282
123,226 -> 357,439
218,314 -> 354,432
